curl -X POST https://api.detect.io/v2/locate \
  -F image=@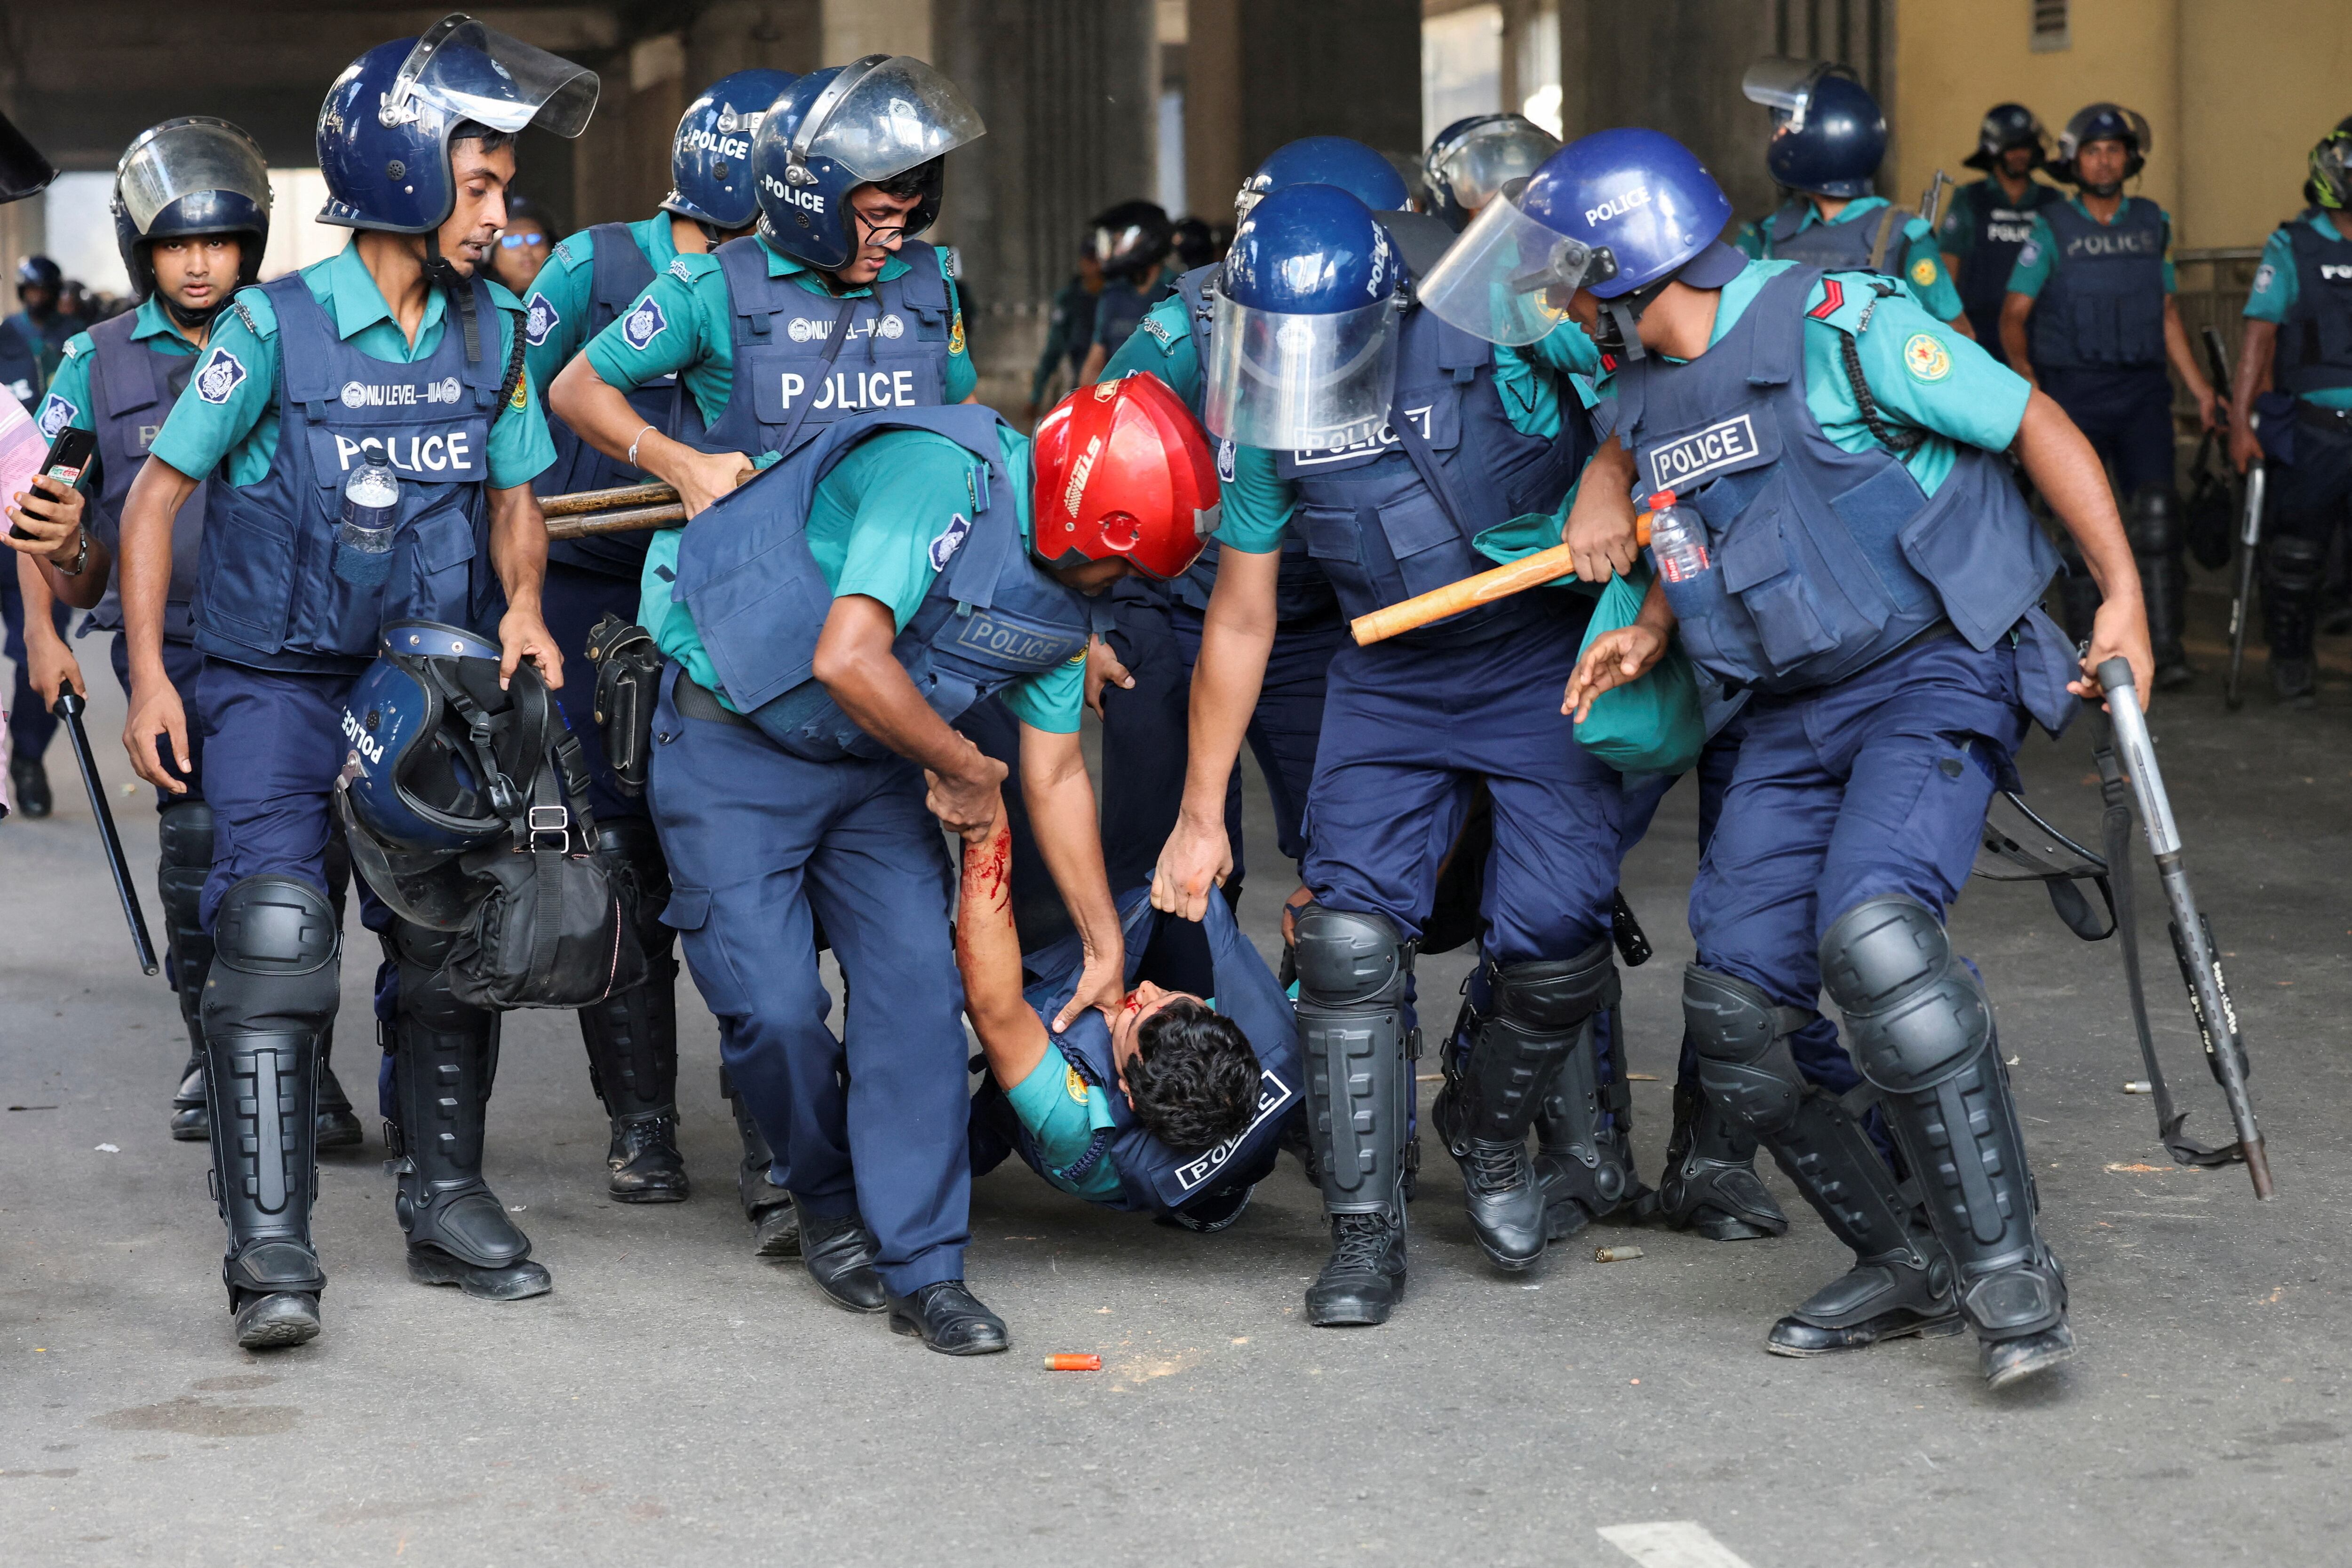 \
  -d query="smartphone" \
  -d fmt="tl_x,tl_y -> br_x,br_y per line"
8,425 -> 96,540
